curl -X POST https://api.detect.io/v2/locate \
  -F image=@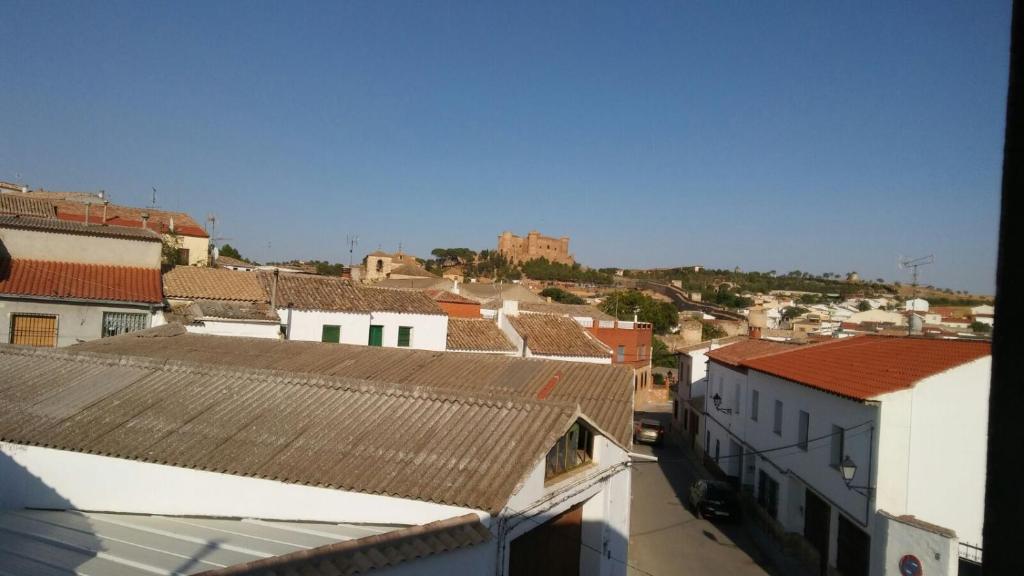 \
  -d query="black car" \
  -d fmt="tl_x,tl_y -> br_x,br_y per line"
688,479 -> 740,521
